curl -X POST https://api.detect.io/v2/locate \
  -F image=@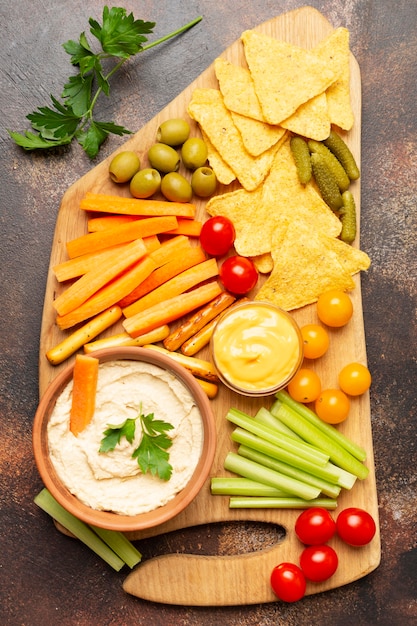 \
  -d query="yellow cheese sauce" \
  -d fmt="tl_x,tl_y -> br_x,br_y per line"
211,302 -> 302,395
